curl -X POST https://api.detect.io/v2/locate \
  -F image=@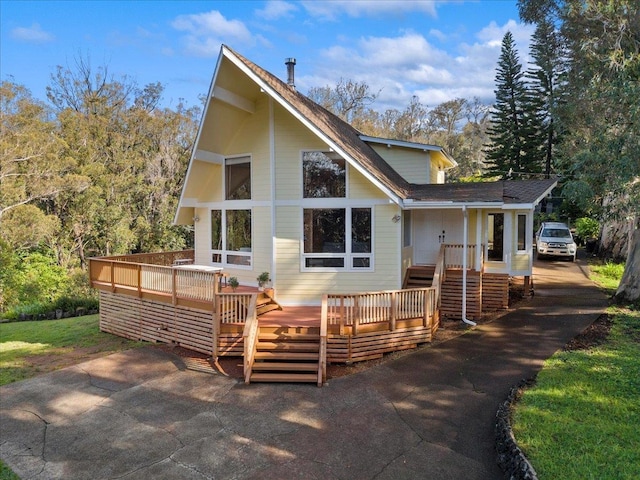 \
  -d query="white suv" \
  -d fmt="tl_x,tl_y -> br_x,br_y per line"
536,222 -> 577,261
